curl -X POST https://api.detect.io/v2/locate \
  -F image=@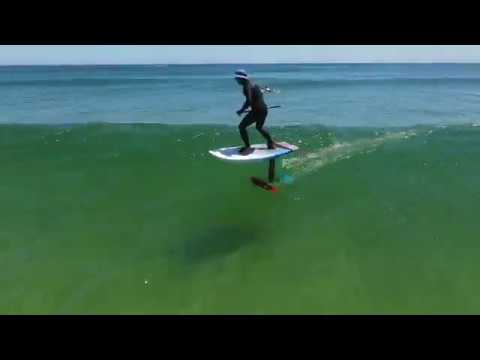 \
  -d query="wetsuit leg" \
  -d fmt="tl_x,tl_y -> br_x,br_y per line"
255,110 -> 274,148
239,112 -> 256,148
